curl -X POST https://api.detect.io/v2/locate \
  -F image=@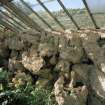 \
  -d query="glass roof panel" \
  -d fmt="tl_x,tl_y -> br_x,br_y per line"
86,0 -> 105,28
0,6 -> 29,30
86,0 -> 105,13
62,0 -> 94,29
43,0 -> 66,30
12,0 -> 54,30
0,11 -> 24,31
1,0 -> 105,31
43,0 -> 76,30
92,13 -> 105,28
24,0 -> 64,31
